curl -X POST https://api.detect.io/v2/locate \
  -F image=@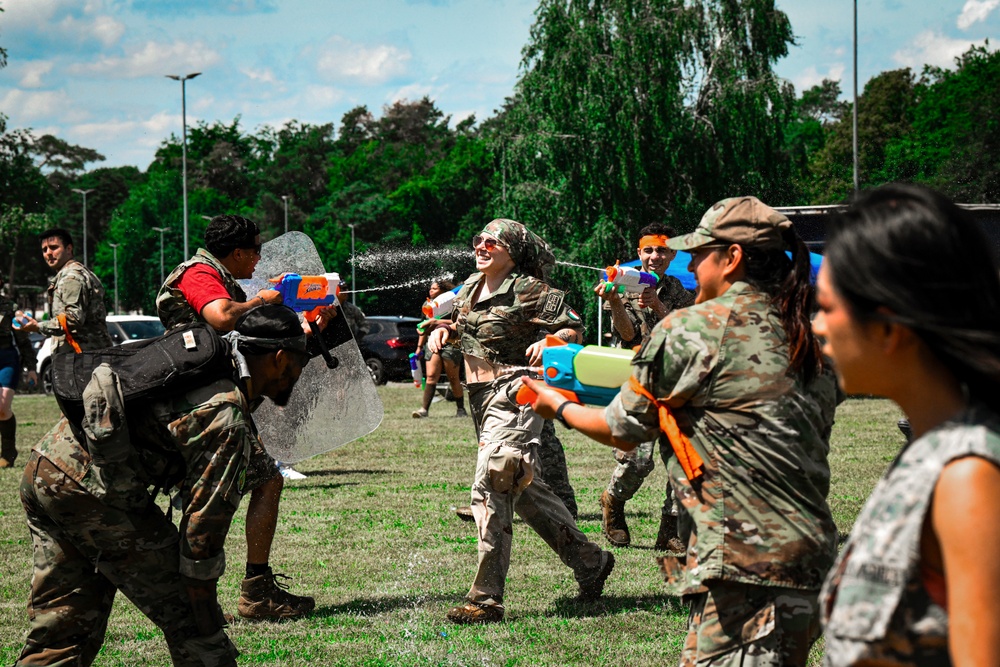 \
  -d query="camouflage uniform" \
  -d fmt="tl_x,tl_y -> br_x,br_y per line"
156,249 -> 278,490
17,377 -> 250,666
605,281 -> 839,665
536,419 -> 578,518
604,275 -> 695,520
37,260 -> 113,354
821,404 -> 1000,666
454,268 -> 608,611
